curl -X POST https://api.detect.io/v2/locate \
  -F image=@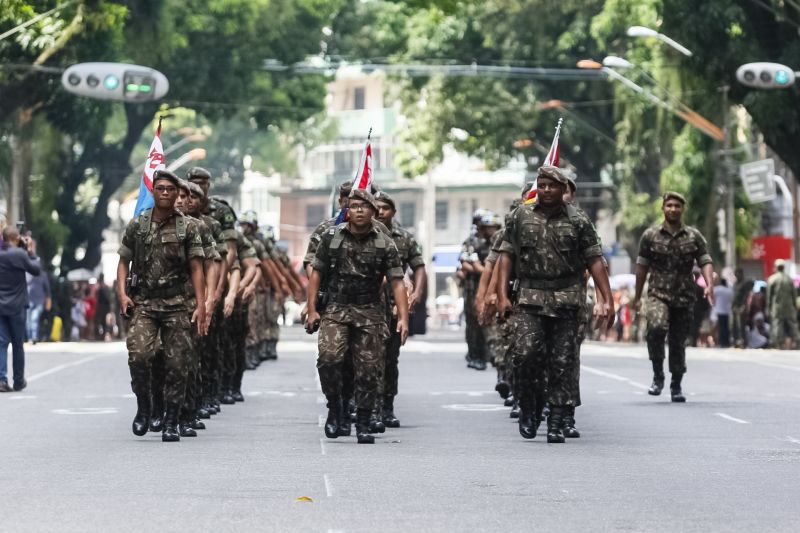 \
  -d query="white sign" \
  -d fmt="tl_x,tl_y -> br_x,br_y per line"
739,159 -> 776,204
